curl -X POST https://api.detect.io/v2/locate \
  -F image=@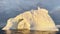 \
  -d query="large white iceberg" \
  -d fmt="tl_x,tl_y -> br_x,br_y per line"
2,7 -> 59,31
